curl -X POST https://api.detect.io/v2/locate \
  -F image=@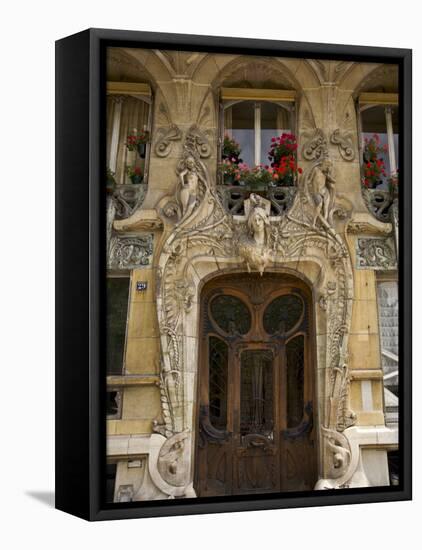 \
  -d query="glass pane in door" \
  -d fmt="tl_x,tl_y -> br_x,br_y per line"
240,350 -> 274,437
209,336 -> 229,430
286,335 -> 305,428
